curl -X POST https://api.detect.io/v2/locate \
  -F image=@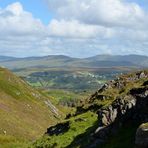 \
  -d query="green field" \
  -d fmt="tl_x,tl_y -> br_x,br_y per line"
33,111 -> 98,148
